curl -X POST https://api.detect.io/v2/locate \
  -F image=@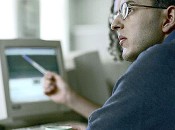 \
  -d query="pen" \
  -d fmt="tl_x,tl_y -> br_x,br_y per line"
22,55 -> 47,75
